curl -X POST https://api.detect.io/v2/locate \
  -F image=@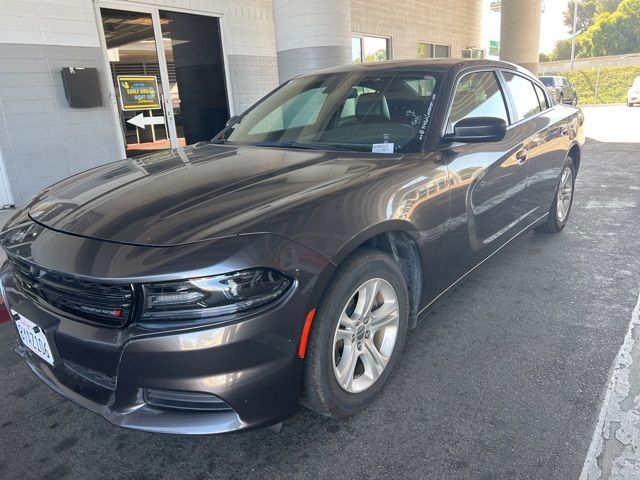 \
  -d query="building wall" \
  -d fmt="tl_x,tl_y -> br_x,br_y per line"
0,0 -> 116,206
351,0 -> 484,60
